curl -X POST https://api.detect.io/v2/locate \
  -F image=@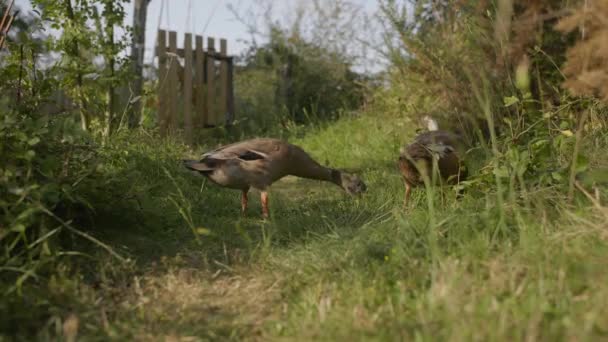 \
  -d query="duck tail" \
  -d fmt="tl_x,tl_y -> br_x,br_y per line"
423,115 -> 439,131
183,159 -> 215,172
